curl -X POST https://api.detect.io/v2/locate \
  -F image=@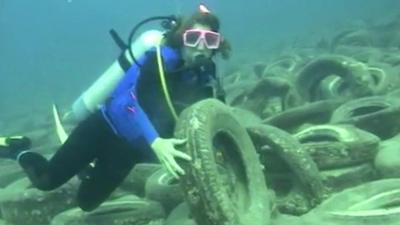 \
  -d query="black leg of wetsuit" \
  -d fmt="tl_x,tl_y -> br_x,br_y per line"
18,110 -> 154,211
76,133 -> 146,211
18,111 -> 111,191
